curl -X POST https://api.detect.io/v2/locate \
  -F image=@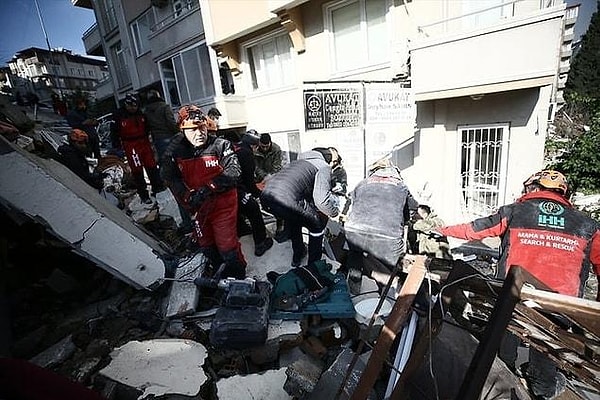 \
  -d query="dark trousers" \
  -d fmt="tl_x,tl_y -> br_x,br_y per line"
286,214 -> 327,265
238,191 -> 267,246
261,194 -> 327,264
499,332 -> 565,398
